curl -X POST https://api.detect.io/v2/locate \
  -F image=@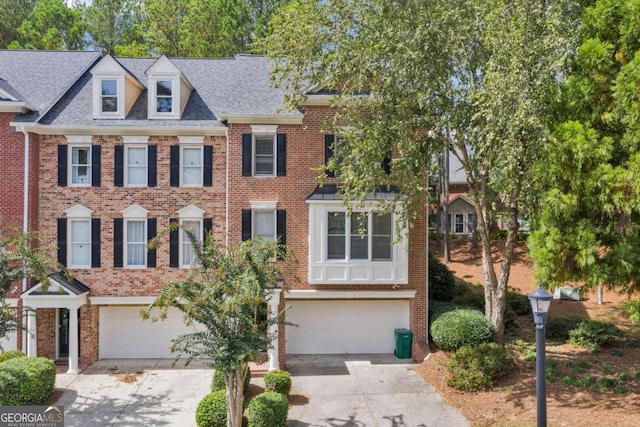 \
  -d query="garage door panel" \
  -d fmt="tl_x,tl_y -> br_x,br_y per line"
99,306 -> 197,359
285,300 -> 410,354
